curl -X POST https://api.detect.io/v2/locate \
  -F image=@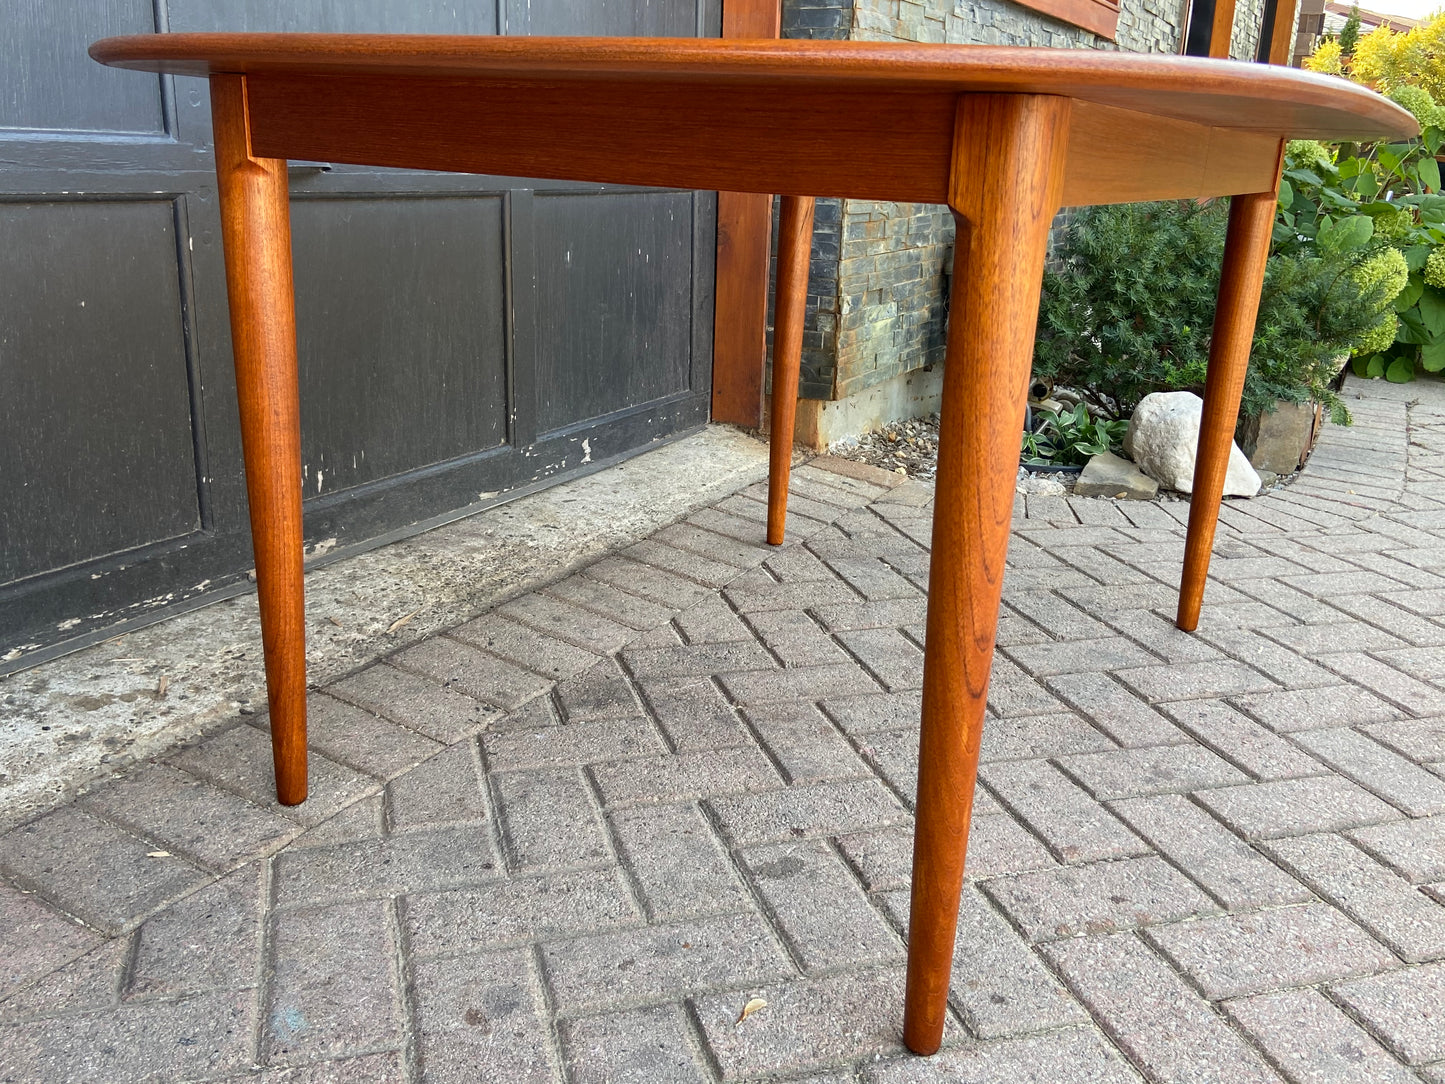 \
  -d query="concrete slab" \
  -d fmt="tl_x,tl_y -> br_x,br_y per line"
0,426 -> 768,832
